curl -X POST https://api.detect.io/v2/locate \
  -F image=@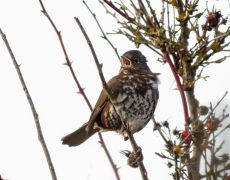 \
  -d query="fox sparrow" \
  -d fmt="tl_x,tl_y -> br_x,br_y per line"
62,50 -> 159,146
